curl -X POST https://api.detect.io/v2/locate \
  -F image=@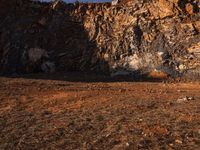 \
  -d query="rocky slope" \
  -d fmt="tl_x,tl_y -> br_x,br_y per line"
0,0 -> 199,79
